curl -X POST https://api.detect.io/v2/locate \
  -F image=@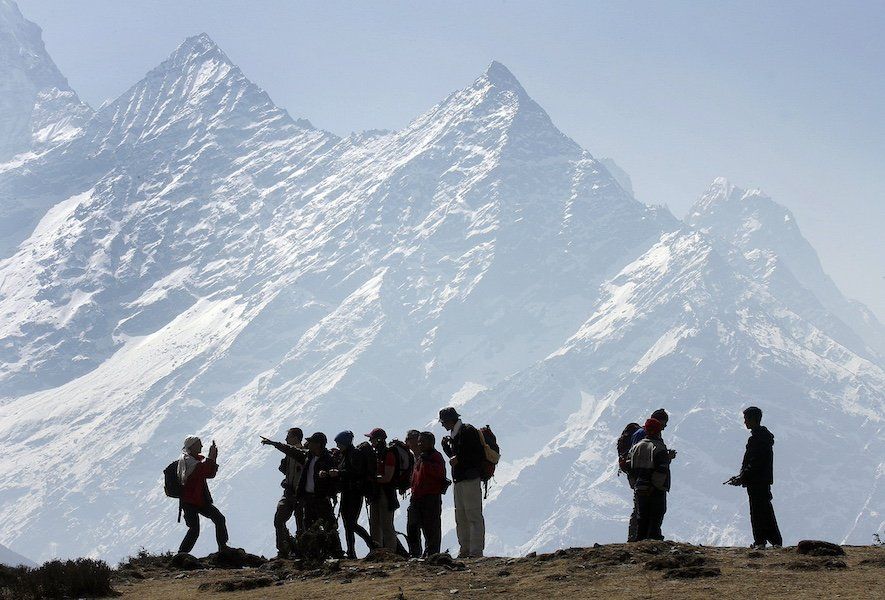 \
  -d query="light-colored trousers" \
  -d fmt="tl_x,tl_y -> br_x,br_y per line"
368,491 -> 398,551
453,478 -> 485,557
